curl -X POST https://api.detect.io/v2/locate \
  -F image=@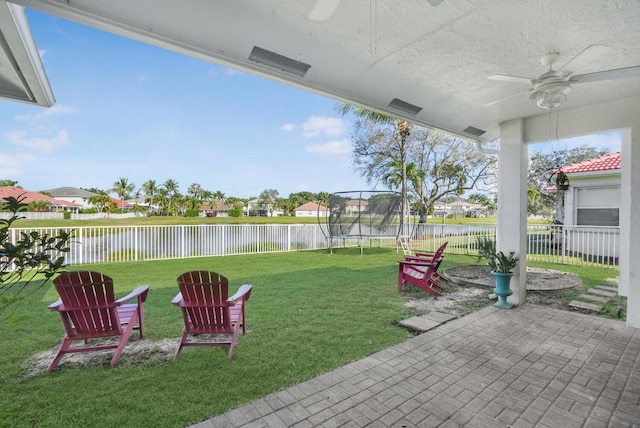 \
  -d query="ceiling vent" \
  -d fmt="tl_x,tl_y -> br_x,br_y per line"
463,126 -> 486,137
388,98 -> 423,116
249,46 -> 311,77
